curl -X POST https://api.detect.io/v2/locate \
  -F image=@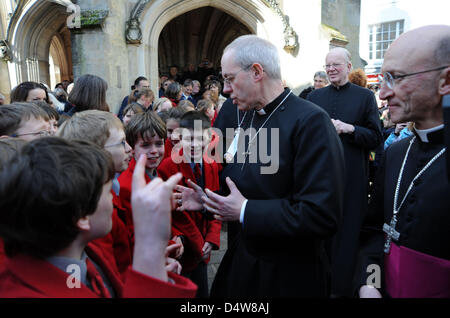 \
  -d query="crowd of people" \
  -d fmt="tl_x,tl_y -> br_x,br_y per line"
0,24 -> 449,299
